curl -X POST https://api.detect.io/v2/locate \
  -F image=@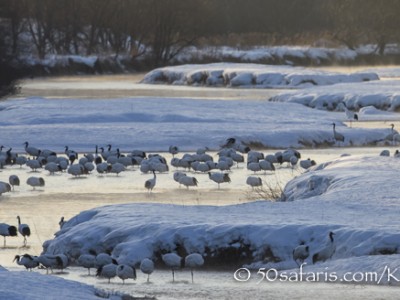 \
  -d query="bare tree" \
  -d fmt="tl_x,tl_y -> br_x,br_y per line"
2,0 -> 26,55
321,0 -> 365,50
0,16 -> 21,97
49,0 -> 84,55
360,1 -> 400,55
102,0 -> 132,57
23,0 -> 58,59
143,0 -> 204,66
79,0 -> 114,55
